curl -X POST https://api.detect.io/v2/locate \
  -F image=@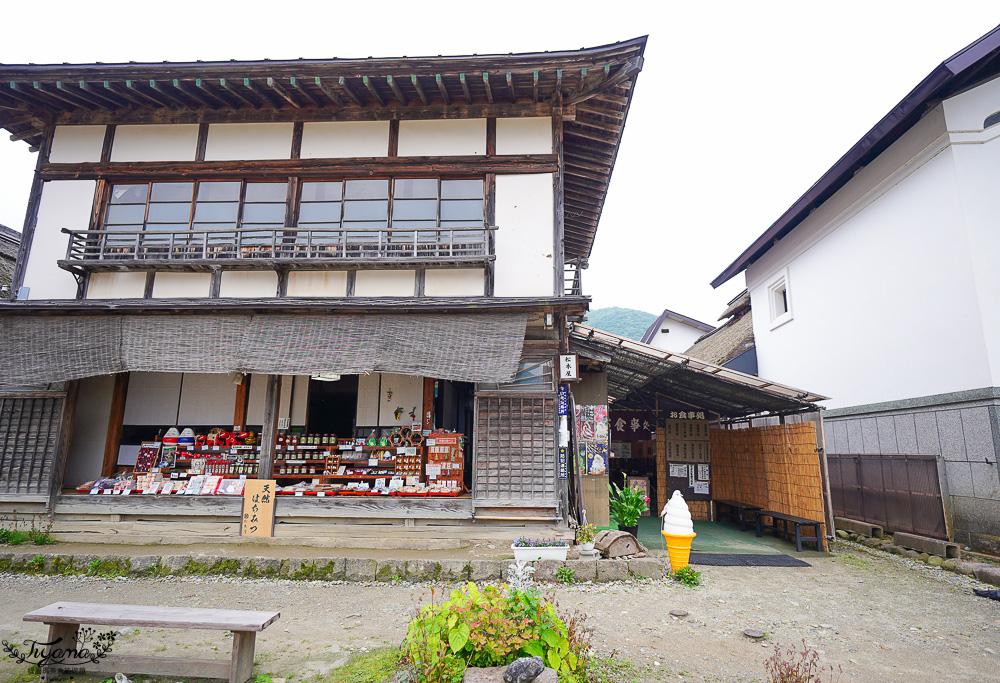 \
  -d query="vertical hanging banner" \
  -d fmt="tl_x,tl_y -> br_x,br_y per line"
558,385 -> 569,416
241,479 -> 276,537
